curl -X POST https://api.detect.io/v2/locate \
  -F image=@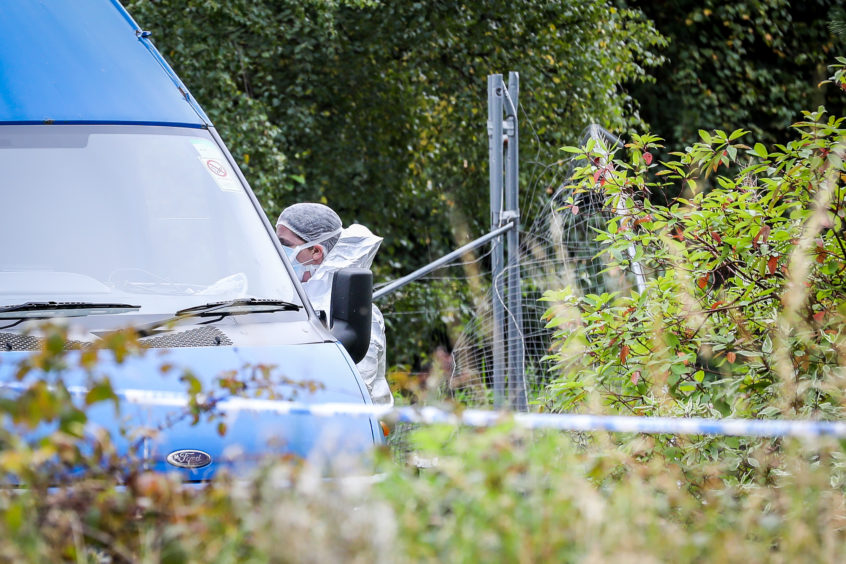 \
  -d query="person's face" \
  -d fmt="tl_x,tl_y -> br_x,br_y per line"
276,225 -> 325,282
